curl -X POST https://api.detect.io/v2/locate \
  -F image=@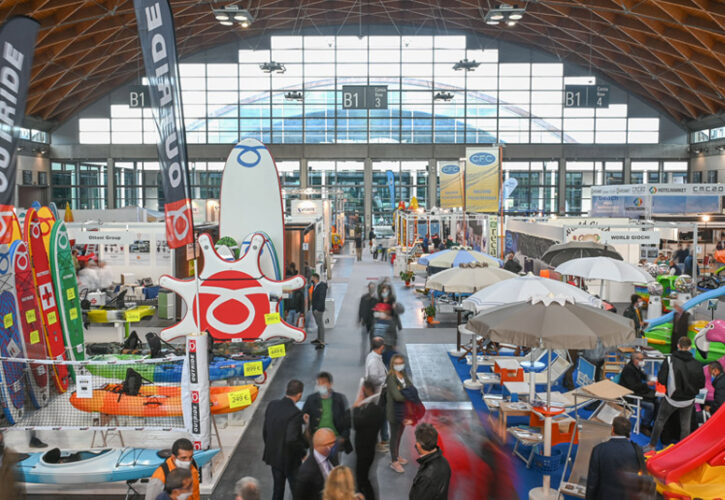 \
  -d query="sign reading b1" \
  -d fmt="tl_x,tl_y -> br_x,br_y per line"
342,86 -> 388,109
129,85 -> 150,108
564,85 -> 609,108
